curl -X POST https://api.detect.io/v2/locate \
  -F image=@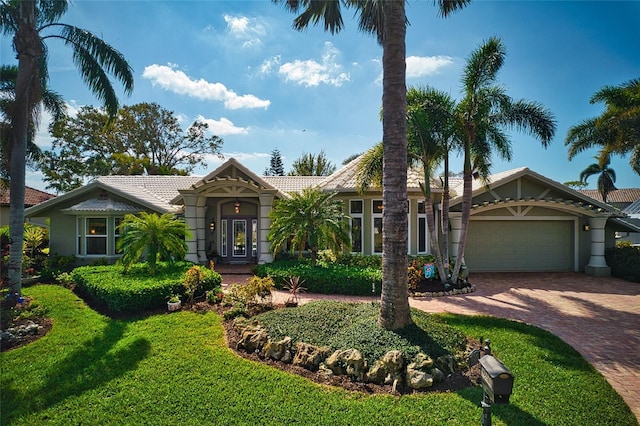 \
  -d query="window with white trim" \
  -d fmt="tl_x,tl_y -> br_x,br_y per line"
372,200 -> 383,253
85,217 -> 107,255
350,200 -> 363,253
417,201 -> 429,253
